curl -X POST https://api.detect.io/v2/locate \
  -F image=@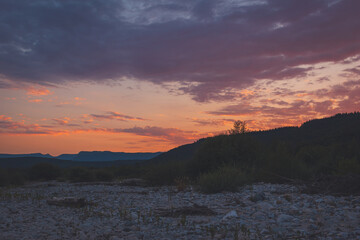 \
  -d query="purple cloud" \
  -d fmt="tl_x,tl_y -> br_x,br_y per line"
110,126 -> 202,145
90,111 -> 147,121
1,0 -> 360,101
